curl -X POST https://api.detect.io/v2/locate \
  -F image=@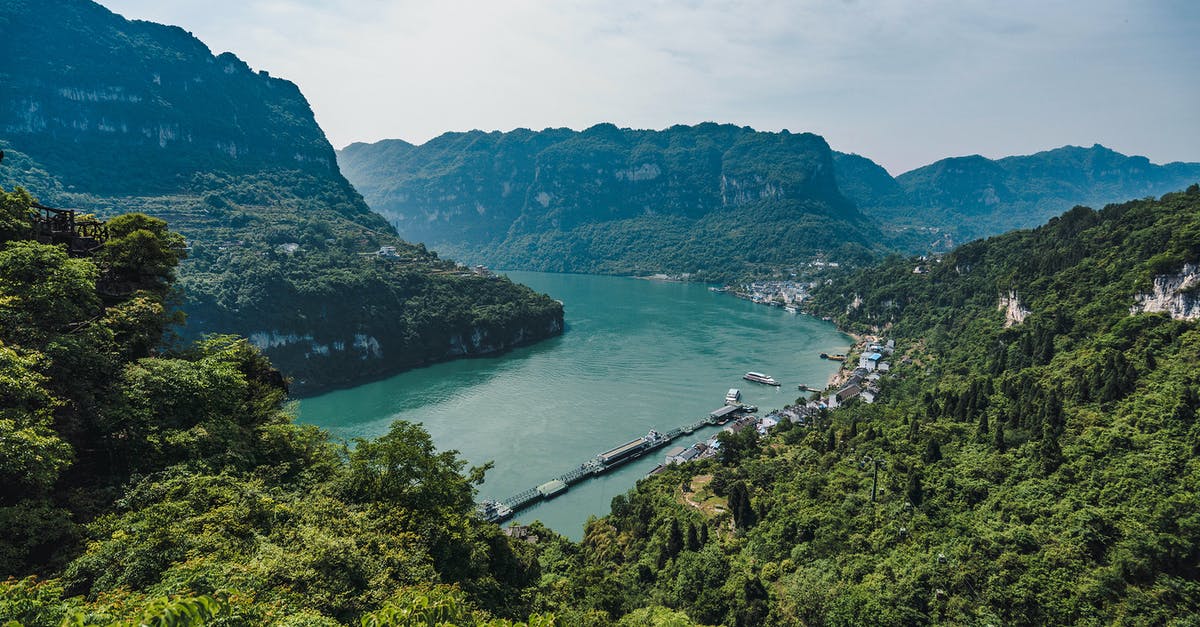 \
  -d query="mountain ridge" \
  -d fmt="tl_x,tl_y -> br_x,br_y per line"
338,123 -> 880,279
0,0 -> 563,394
